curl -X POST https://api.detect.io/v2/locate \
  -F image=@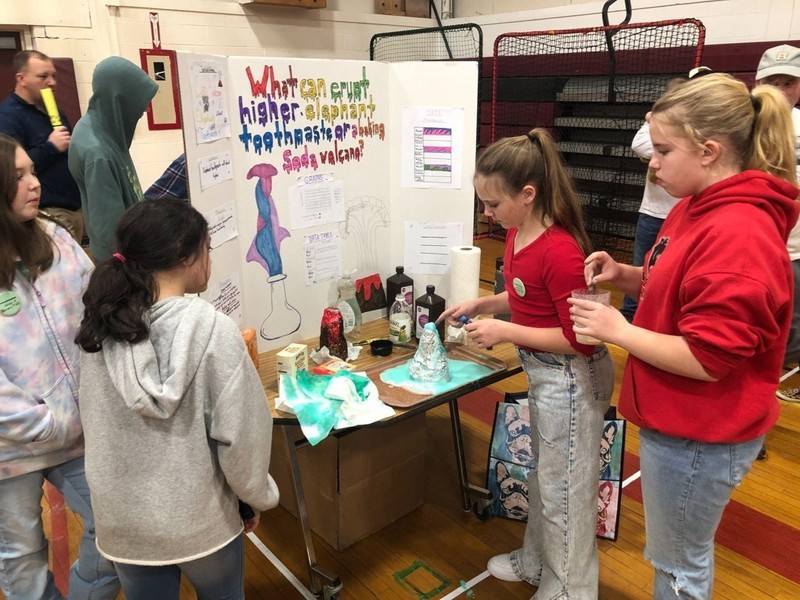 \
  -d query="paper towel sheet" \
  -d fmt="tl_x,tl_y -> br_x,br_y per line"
449,245 -> 481,306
